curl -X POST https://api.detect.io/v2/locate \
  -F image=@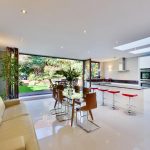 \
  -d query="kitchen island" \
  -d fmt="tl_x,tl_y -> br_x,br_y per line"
99,82 -> 146,90
92,82 -> 150,114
